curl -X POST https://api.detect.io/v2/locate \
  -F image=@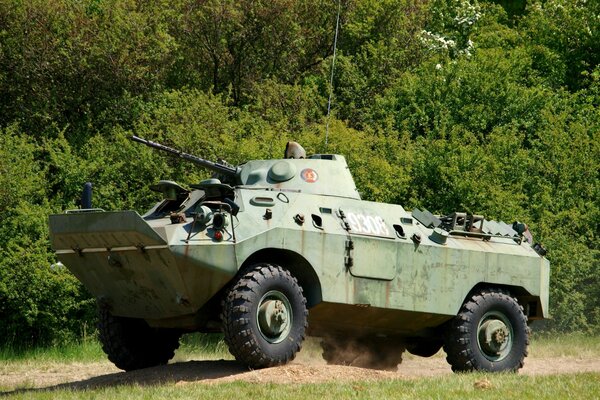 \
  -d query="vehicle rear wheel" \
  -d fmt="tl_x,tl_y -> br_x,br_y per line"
98,304 -> 181,371
221,263 -> 308,368
443,289 -> 529,372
